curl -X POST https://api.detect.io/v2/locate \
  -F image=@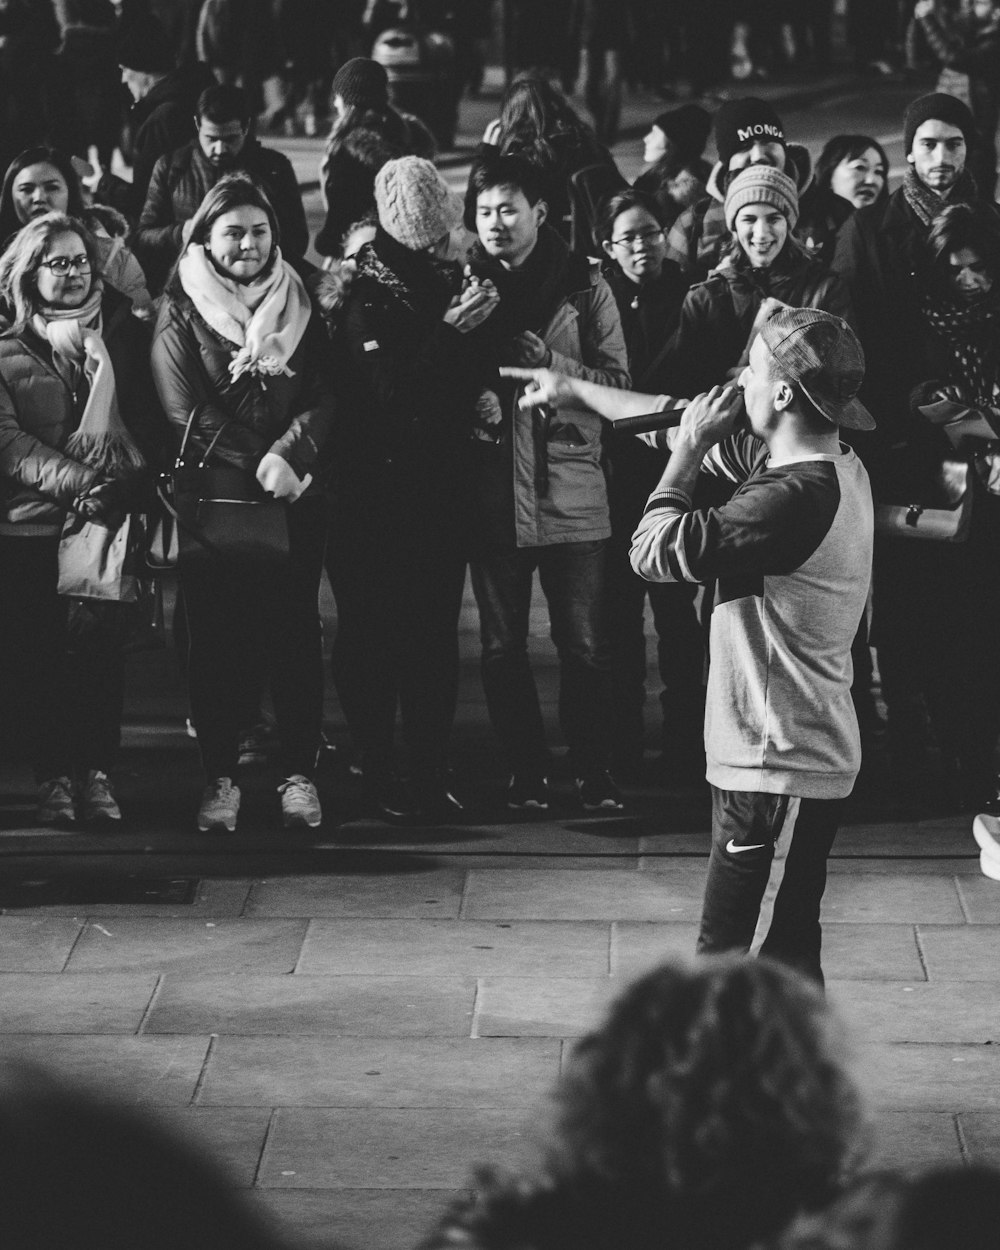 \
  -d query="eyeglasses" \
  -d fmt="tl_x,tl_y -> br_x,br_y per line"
39,255 -> 91,275
611,229 -> 664,250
